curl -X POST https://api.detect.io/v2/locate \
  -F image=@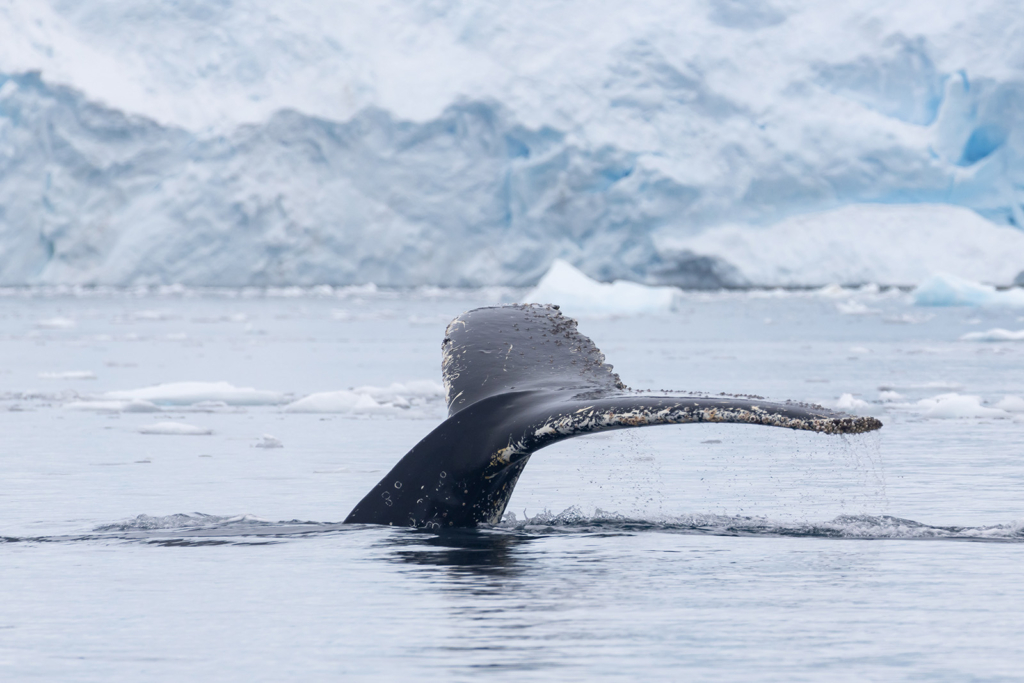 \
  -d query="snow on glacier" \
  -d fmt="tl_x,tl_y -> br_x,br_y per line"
2,1 -> 1024,286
